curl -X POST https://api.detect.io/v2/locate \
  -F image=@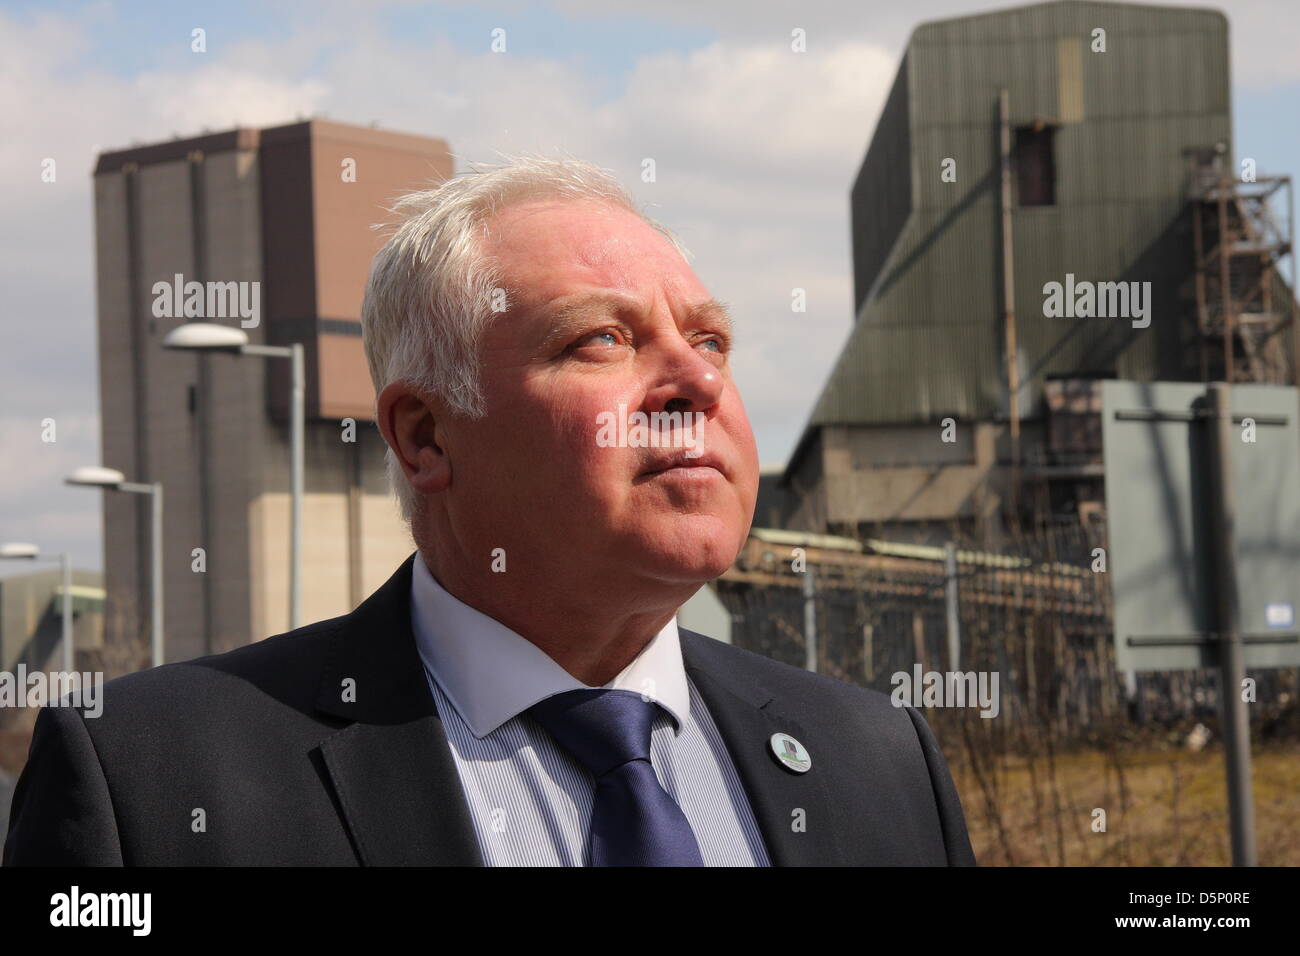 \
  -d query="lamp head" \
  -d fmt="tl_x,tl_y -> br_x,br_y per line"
162,323 -> 250,352
66,466 -> 127,488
